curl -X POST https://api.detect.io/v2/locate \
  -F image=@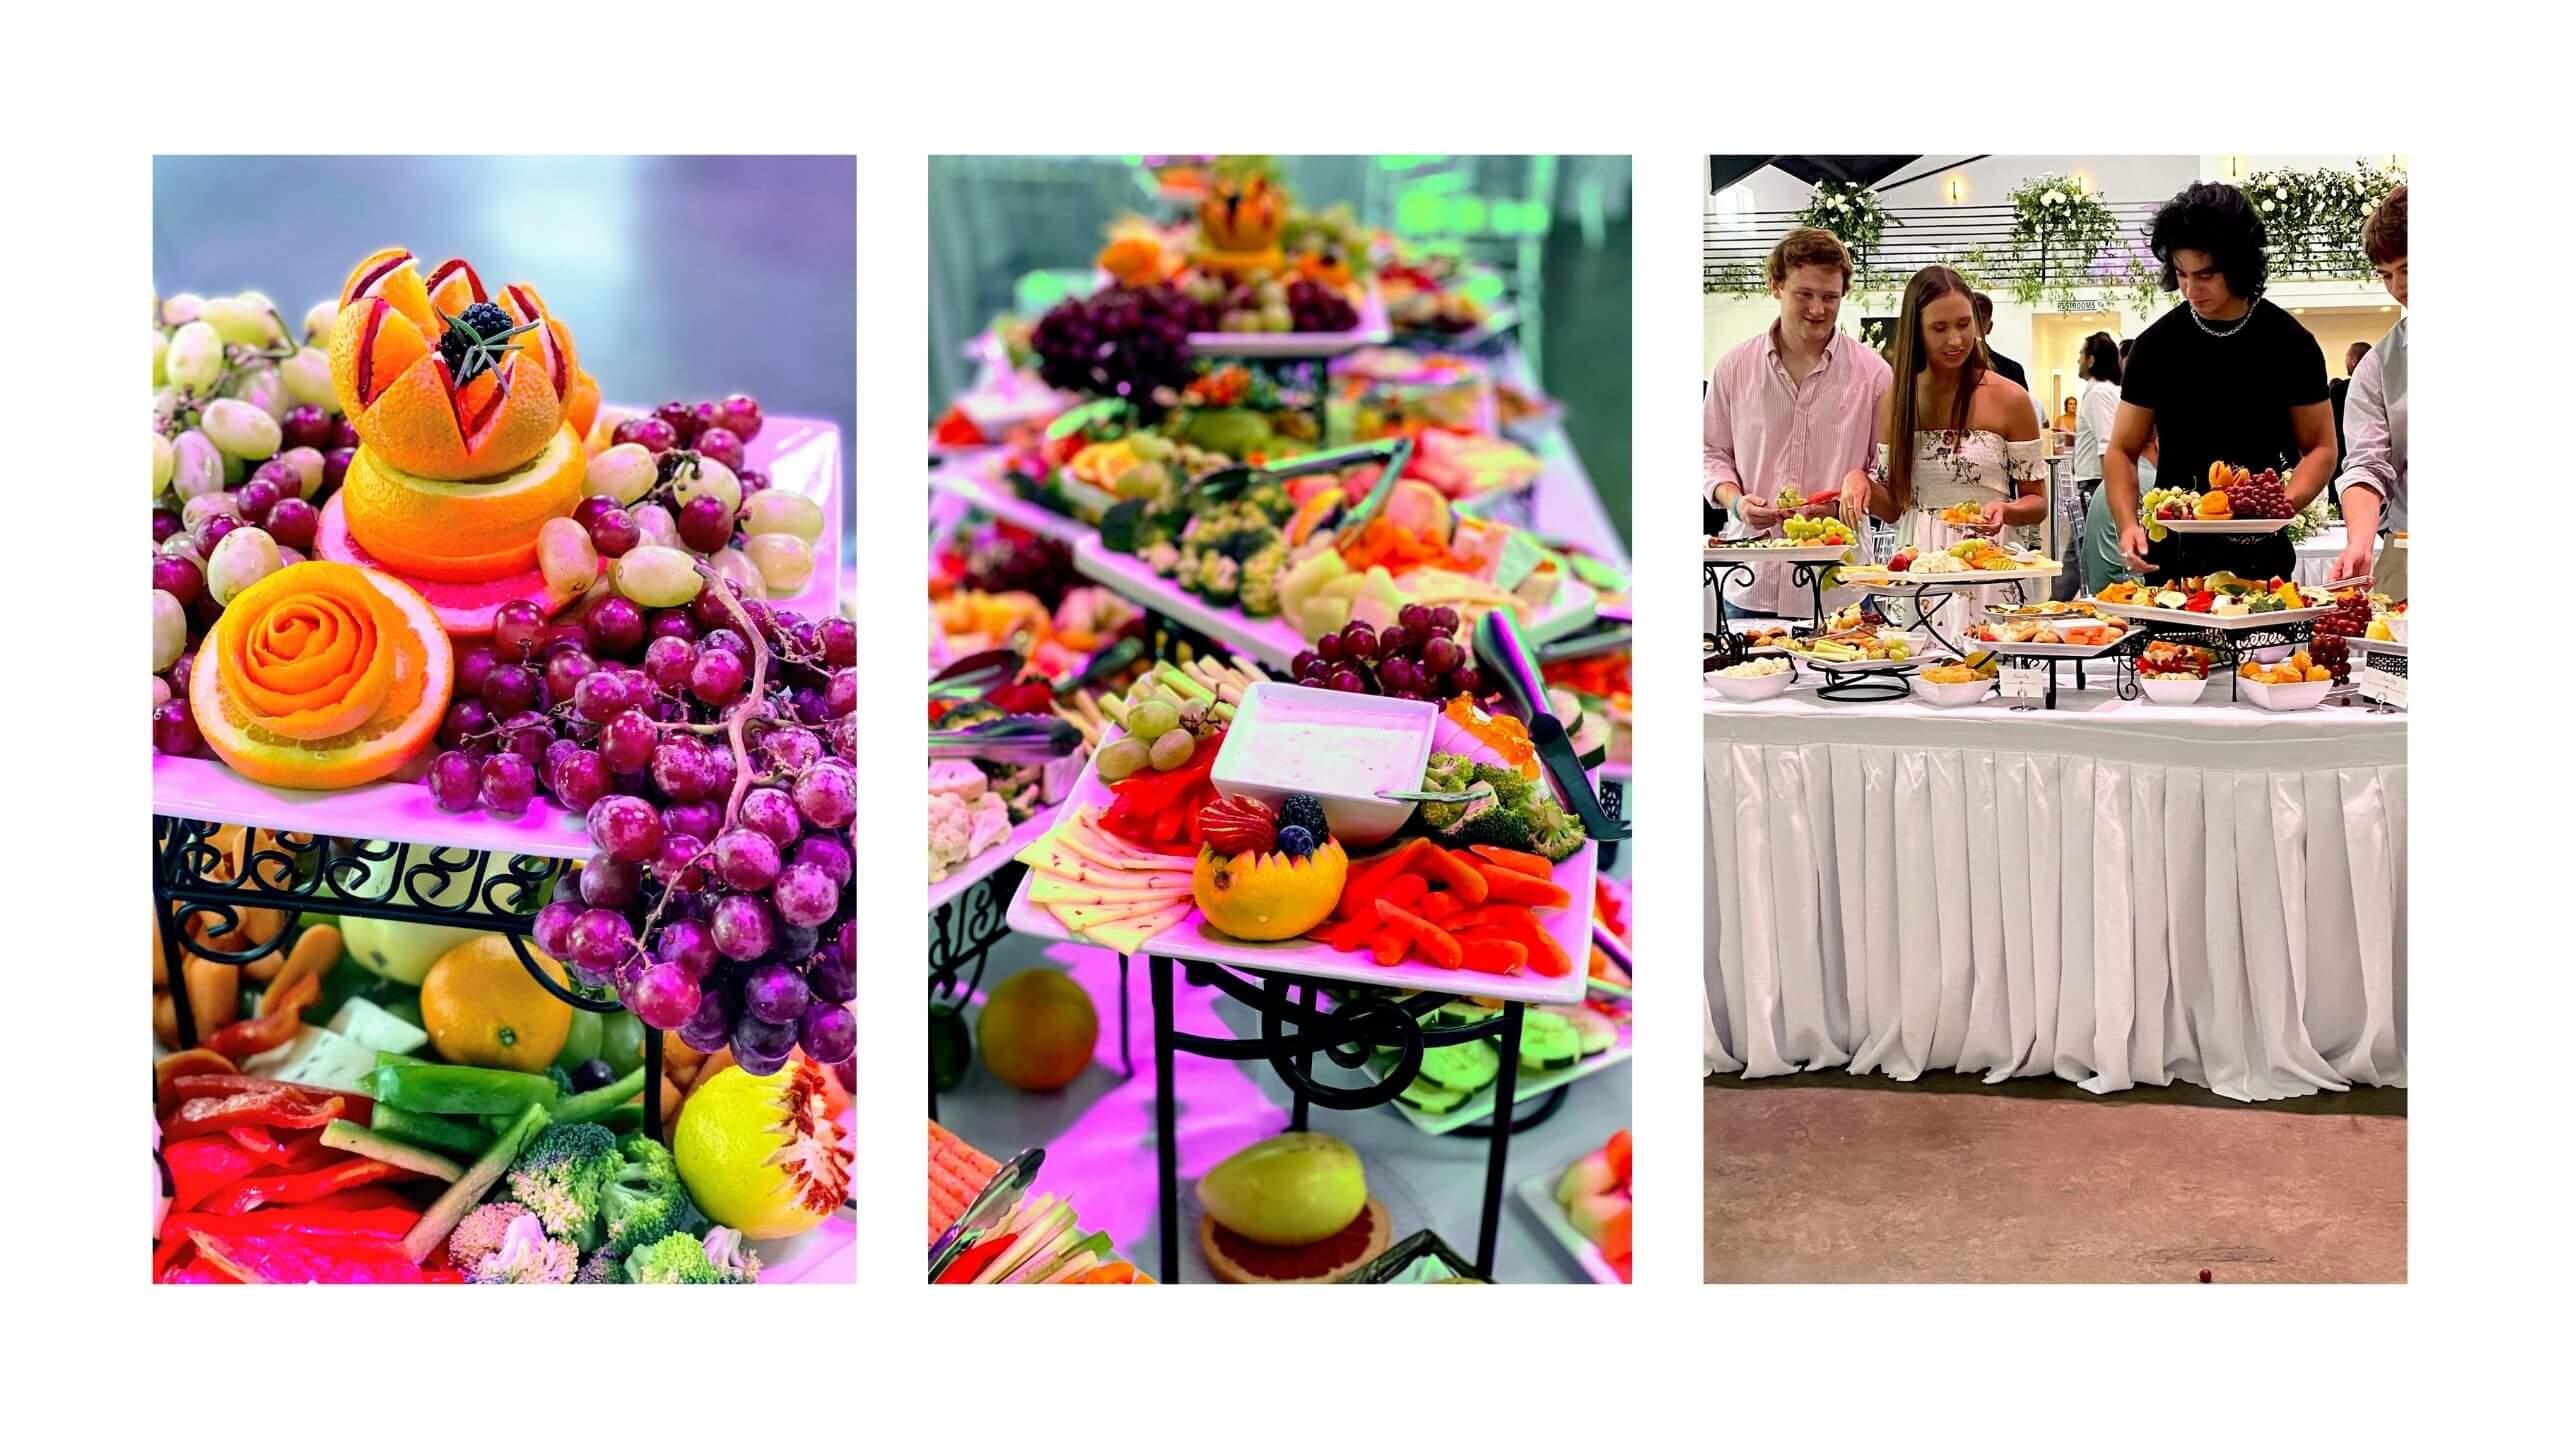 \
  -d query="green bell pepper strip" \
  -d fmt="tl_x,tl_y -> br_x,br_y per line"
369,1105 -> 493,1157
551,1065 -> 648,1127
362,1063 -> 558,1117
